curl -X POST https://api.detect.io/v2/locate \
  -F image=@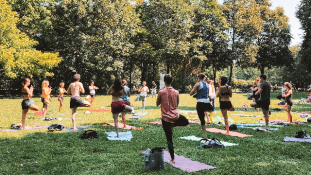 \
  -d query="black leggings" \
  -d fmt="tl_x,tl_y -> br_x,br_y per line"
162,114 -> 189,160
196,102 -> 213,125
